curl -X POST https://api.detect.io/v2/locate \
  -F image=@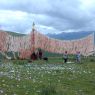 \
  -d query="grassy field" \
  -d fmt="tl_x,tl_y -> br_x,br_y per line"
0,56 -> 95,95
